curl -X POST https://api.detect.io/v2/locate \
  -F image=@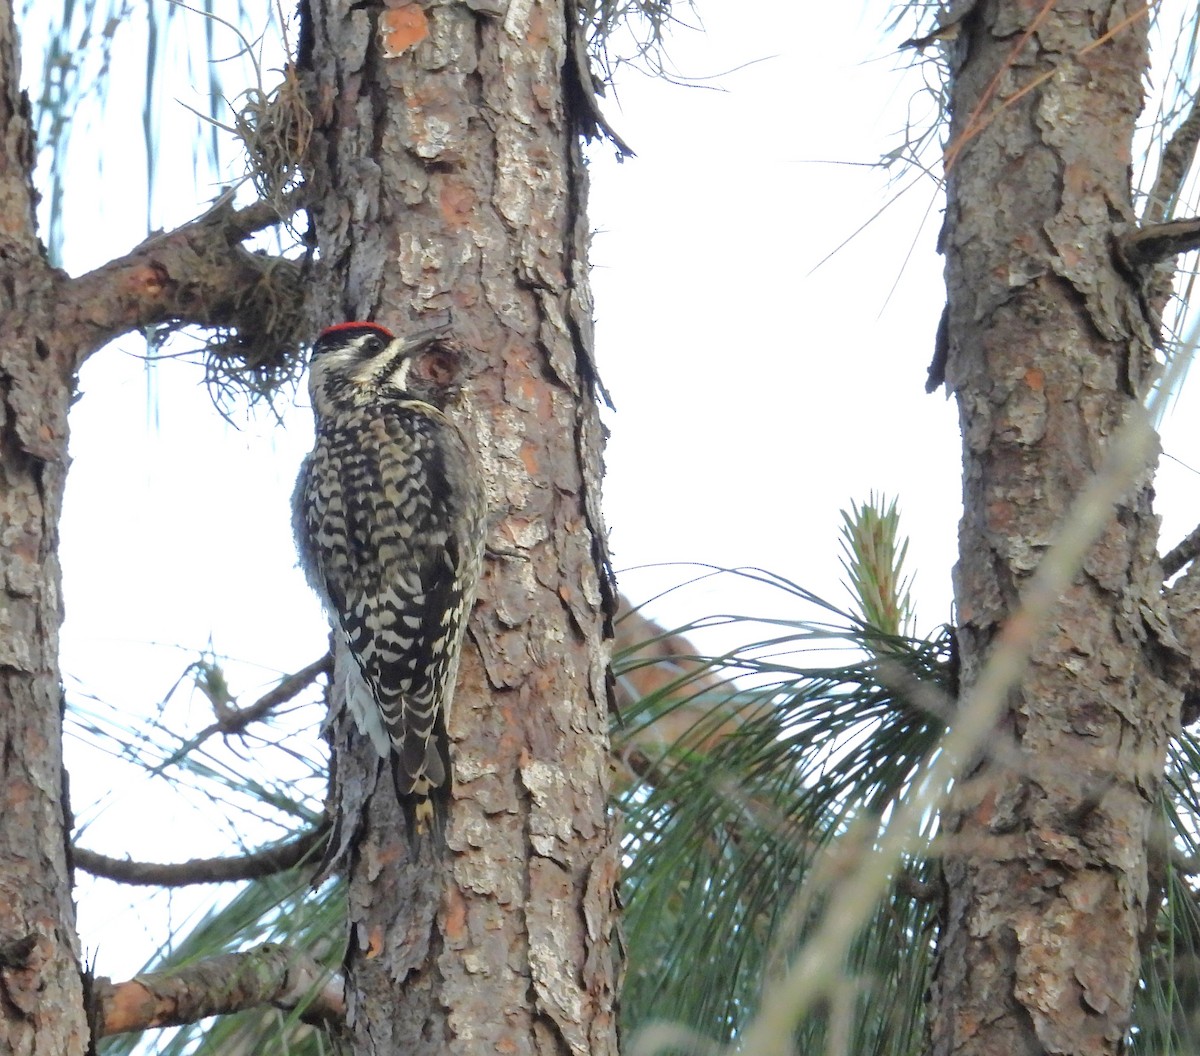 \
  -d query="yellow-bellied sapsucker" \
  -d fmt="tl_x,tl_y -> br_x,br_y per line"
293,321 -> 485,831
